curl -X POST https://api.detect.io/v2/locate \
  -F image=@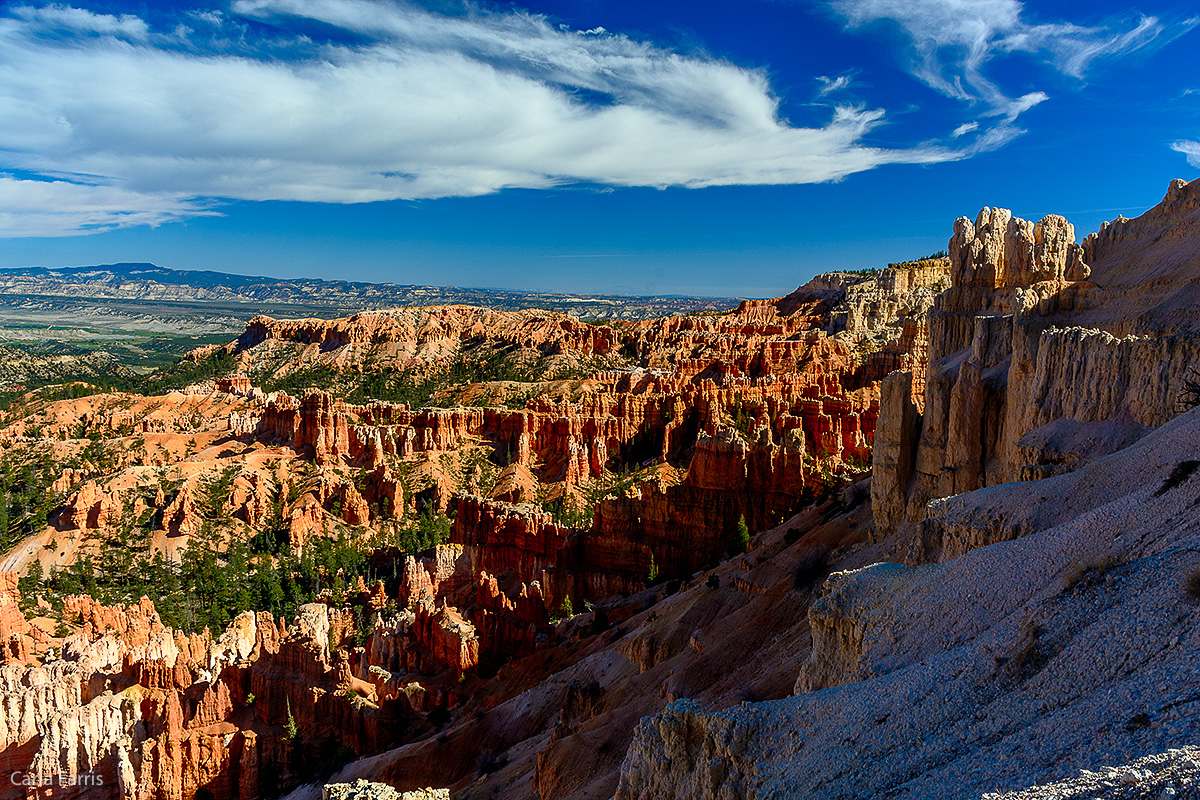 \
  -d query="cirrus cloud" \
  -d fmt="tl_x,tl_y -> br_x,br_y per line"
0,0 -> 978,237
831,0 -> 1175,119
